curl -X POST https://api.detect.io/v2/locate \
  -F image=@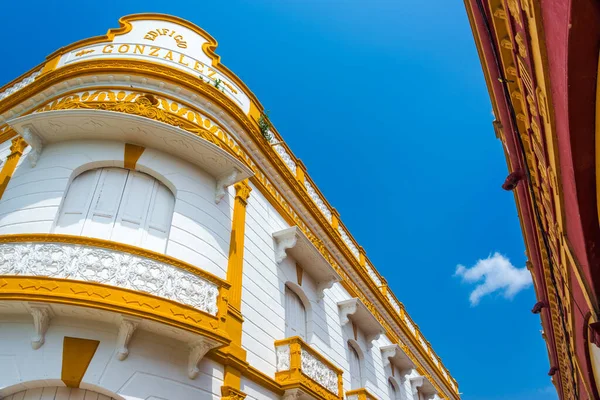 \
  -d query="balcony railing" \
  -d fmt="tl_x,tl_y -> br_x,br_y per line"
346,388 -> 377,400
275,336 -> 343,400
0,234 -> 230,341
264,117 -> 458,395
